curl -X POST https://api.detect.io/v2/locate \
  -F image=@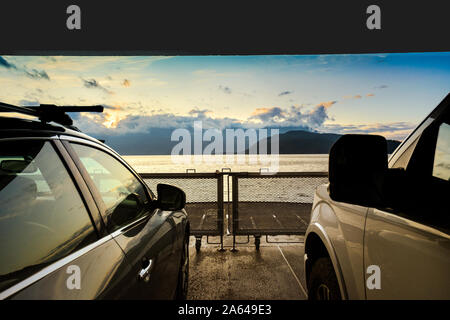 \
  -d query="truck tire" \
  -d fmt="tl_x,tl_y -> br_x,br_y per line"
308,257 -> 341,300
